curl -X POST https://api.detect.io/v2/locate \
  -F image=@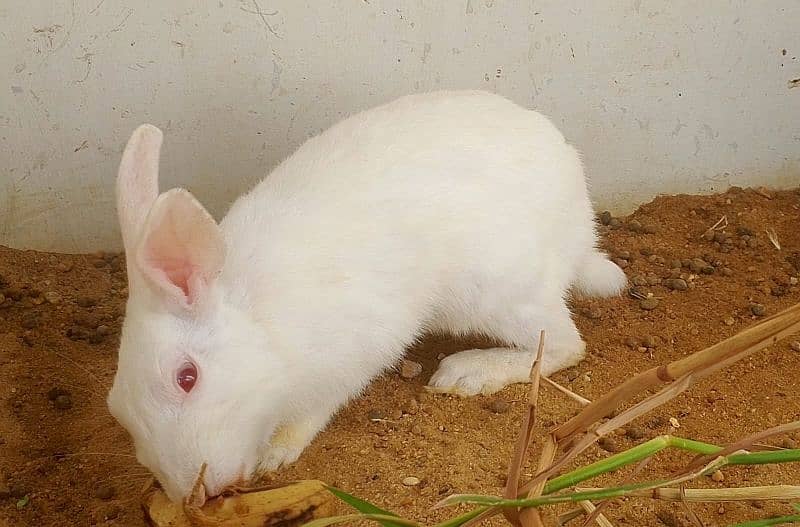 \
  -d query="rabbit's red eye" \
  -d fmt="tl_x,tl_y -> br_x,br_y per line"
177,362 -> 198,393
